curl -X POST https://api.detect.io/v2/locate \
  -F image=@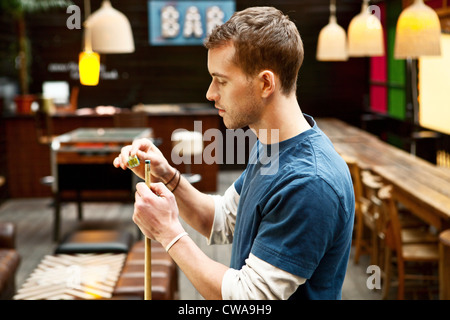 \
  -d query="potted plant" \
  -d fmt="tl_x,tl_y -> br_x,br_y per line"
0,0 -> 72,114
